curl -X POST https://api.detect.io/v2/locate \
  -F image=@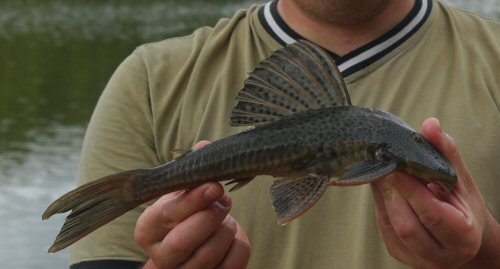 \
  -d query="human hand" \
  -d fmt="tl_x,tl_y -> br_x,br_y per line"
371,118 -> 500,269
134,141 -> 251,269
